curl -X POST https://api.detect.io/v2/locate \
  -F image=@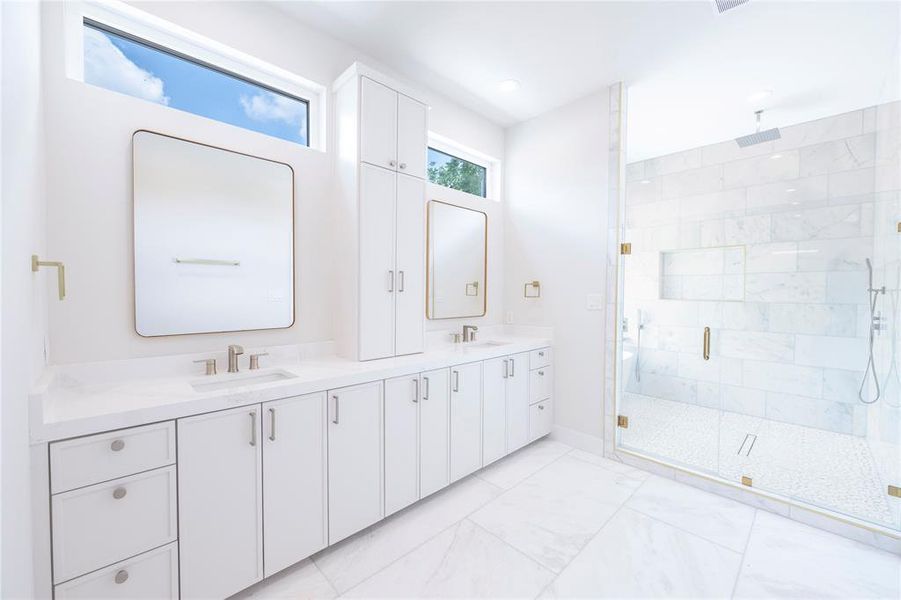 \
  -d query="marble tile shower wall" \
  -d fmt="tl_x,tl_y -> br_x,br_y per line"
622,102 -> 901,436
